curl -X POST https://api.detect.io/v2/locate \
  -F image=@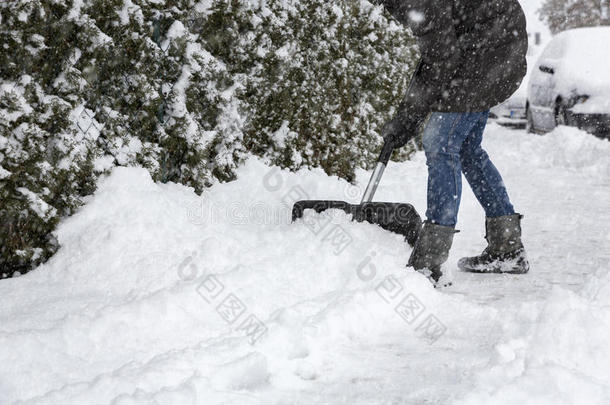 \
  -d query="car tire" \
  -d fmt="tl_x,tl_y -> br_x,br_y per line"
555,103 -> 569,128
526,105 -> 535,134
